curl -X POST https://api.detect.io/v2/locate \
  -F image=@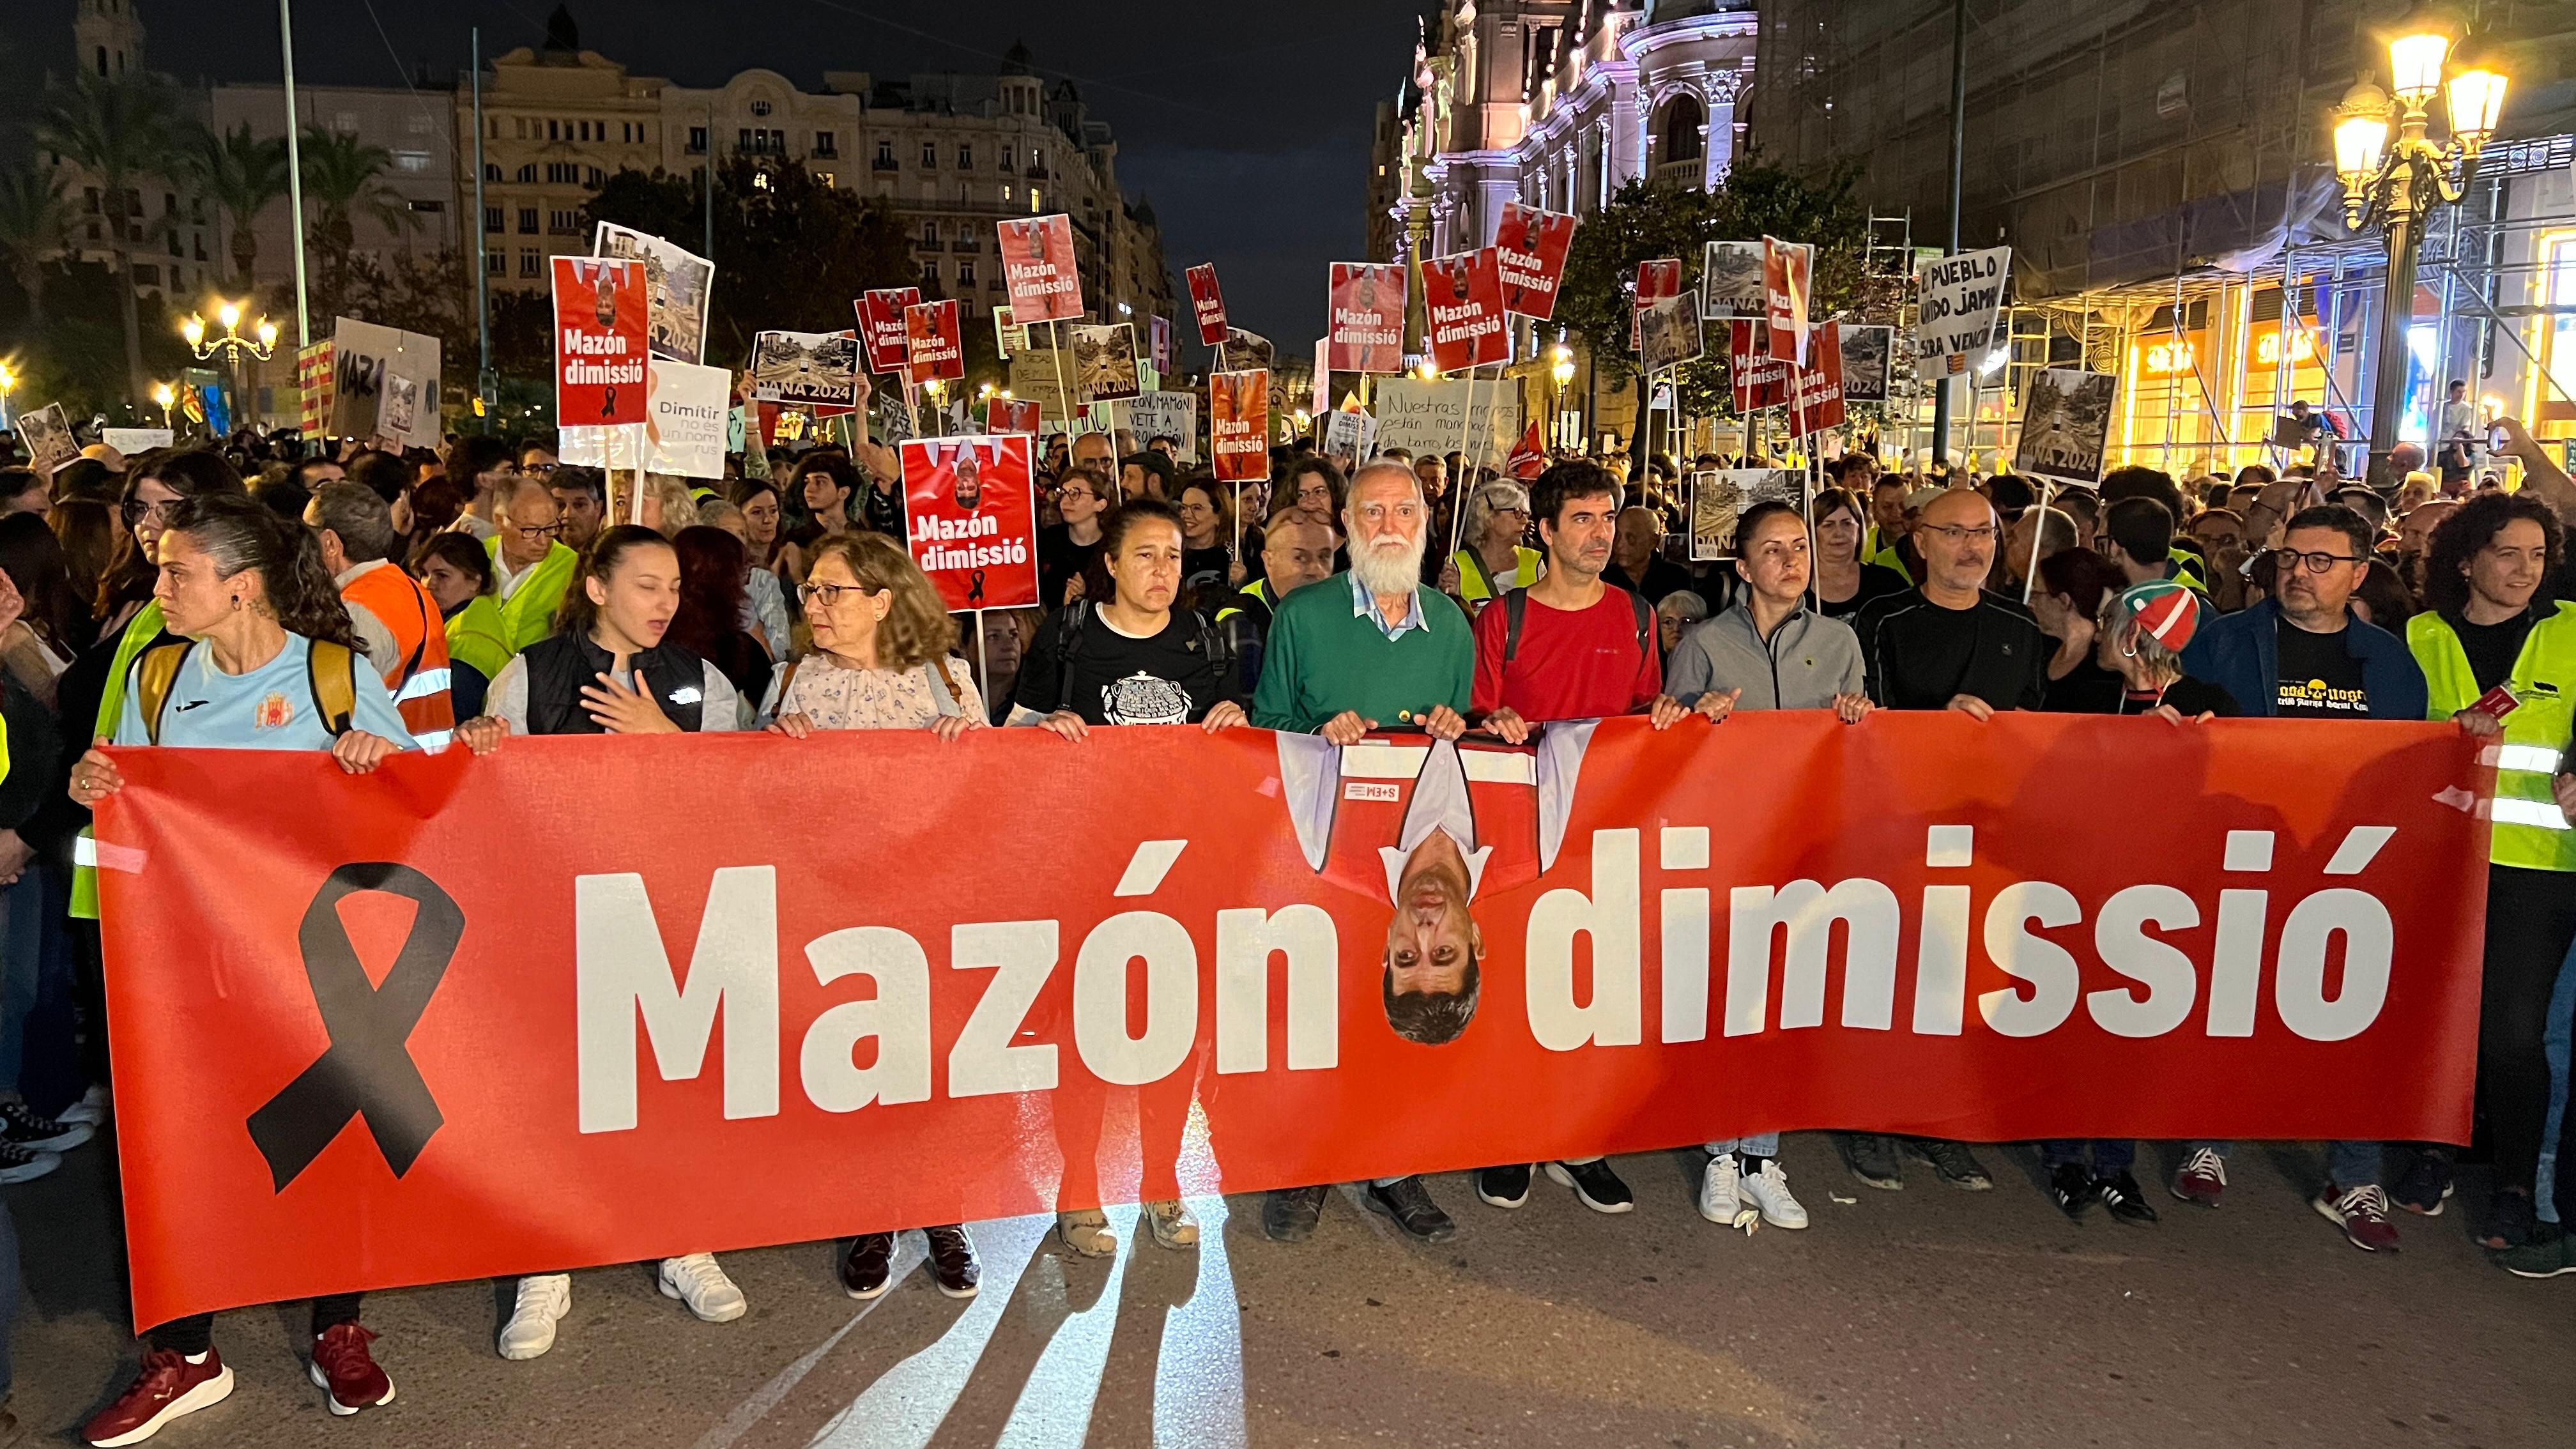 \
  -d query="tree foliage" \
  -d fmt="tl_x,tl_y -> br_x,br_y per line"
585,157 -> 916,370
1556,156 -> 1870,415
